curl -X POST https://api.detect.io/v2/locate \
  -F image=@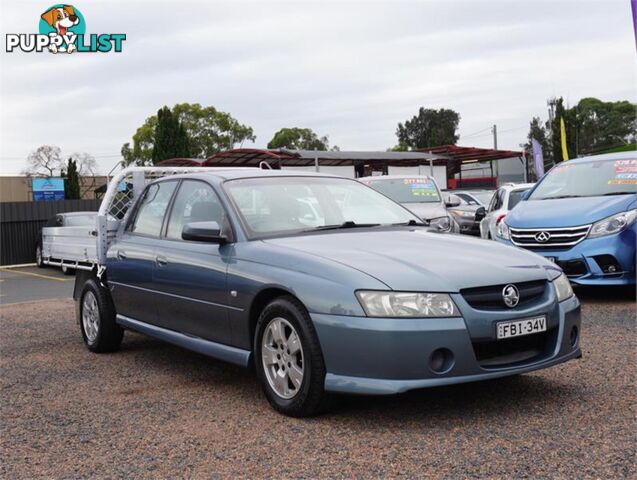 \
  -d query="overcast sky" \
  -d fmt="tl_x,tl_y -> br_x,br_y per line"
0,0 -> 635,175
